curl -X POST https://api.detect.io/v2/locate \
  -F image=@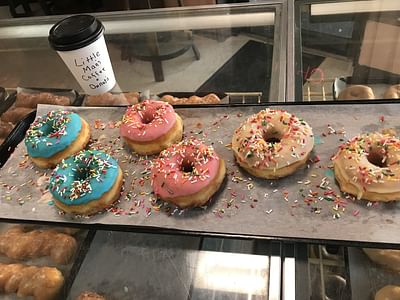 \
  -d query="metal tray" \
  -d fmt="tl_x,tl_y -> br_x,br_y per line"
0,103 -> 400,246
